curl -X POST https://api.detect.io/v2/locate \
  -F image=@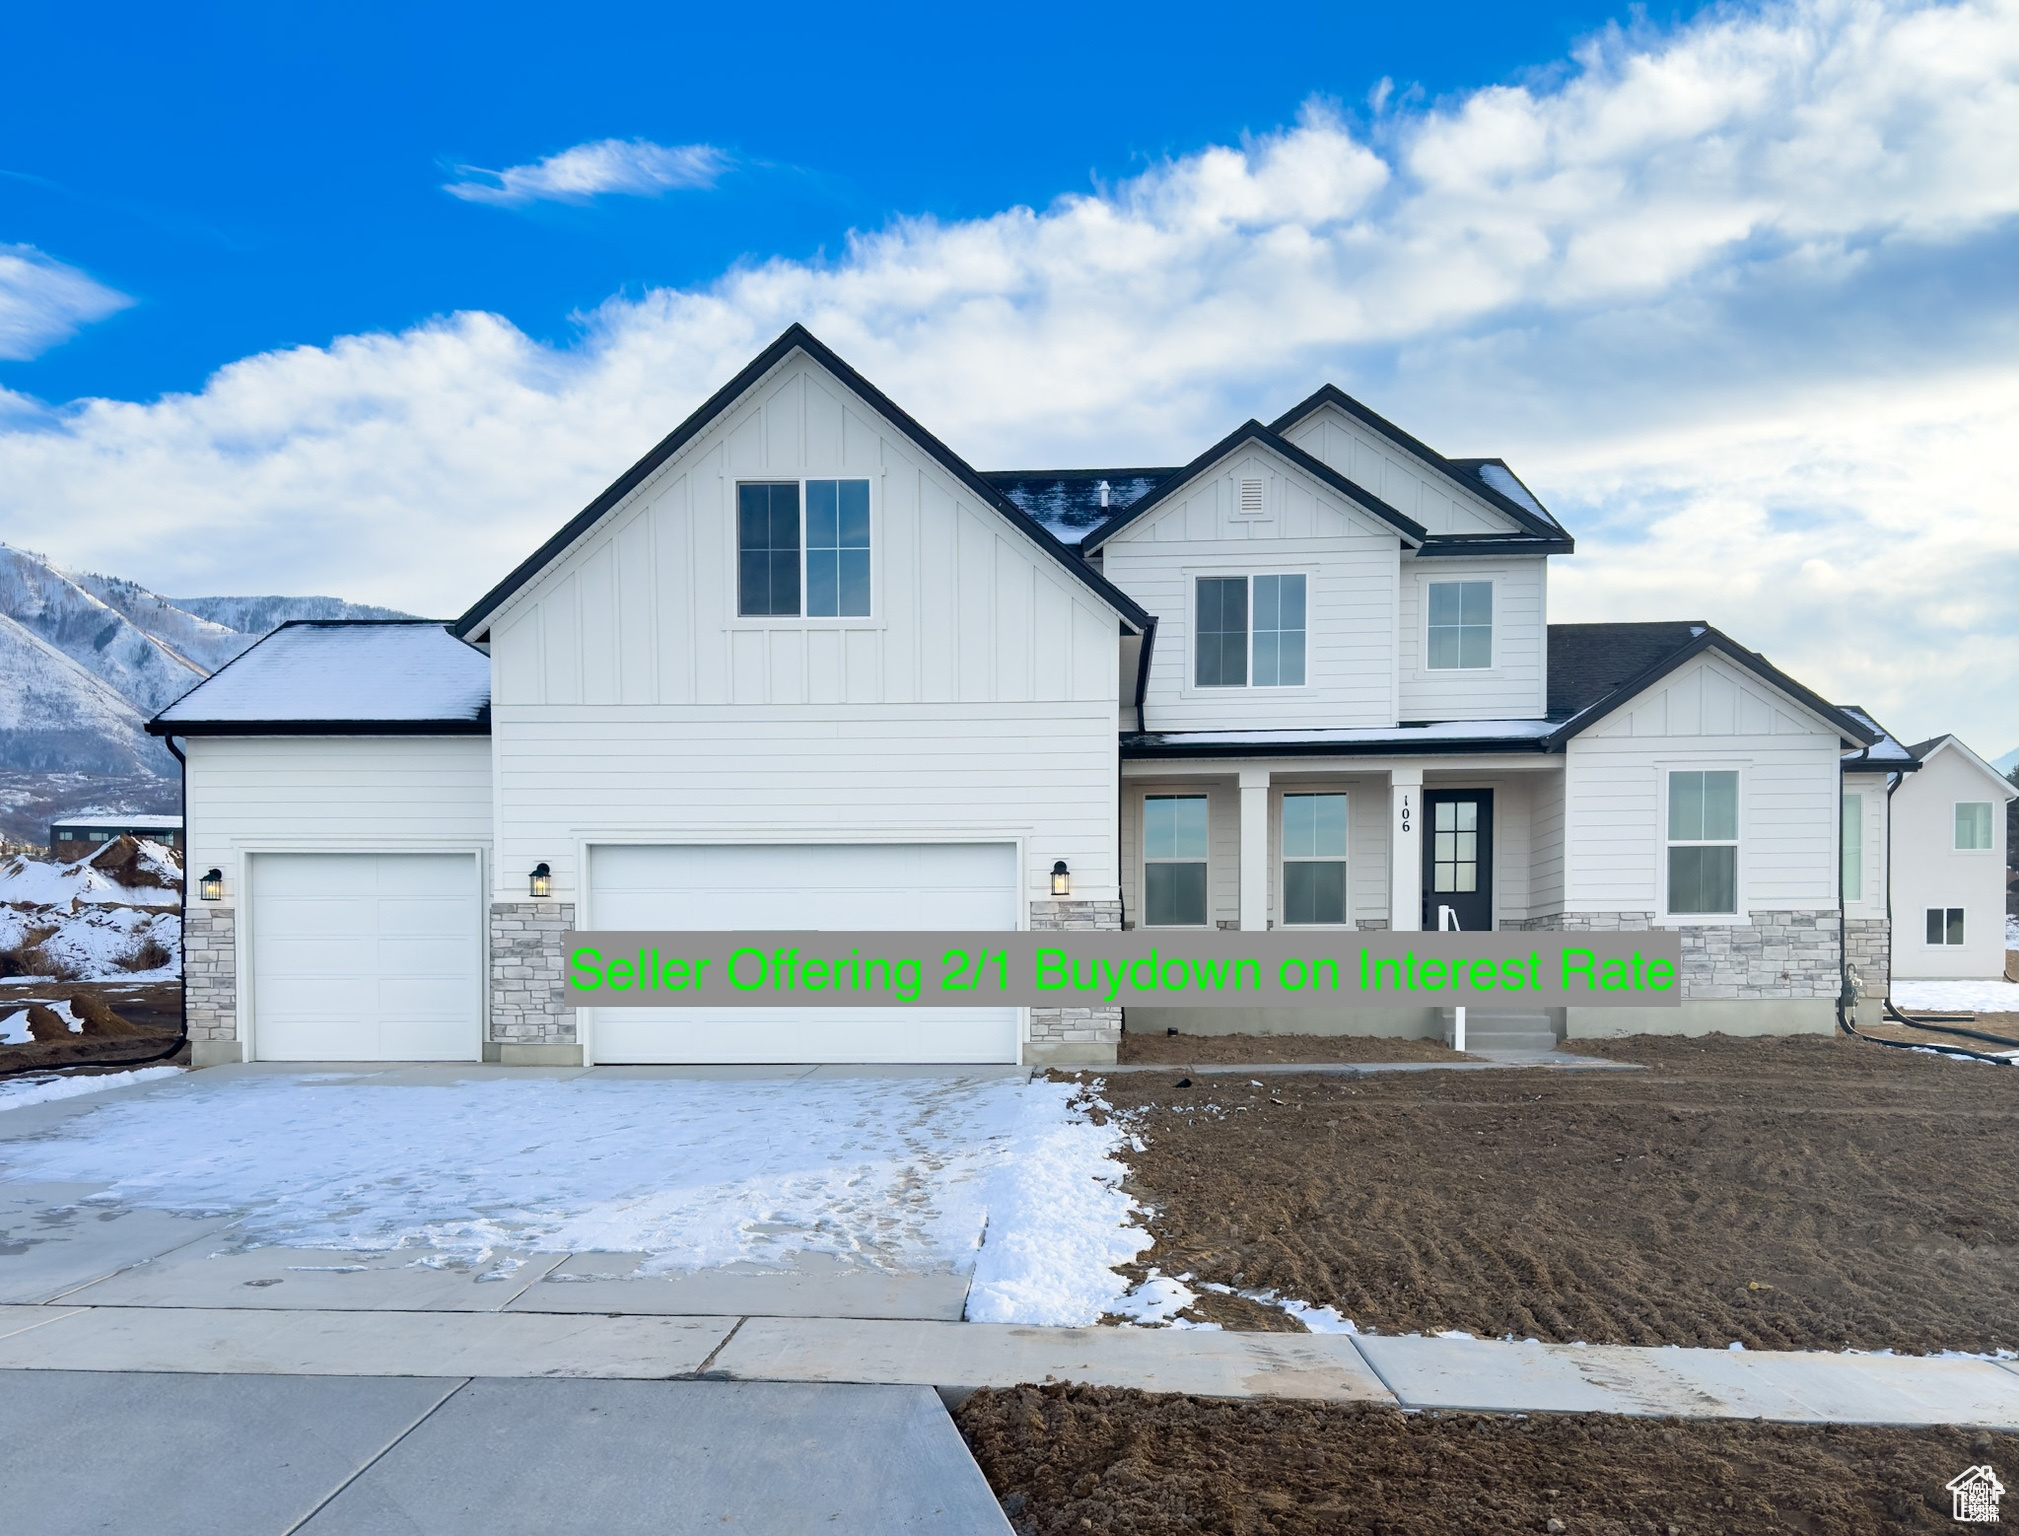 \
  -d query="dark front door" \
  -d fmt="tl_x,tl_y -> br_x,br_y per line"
1423,789 -> 1494,932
